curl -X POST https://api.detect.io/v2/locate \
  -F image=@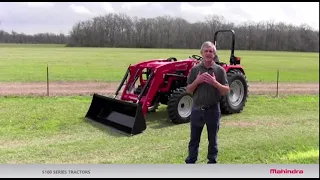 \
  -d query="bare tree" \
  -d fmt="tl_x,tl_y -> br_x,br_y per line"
0,14 -> 318,52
